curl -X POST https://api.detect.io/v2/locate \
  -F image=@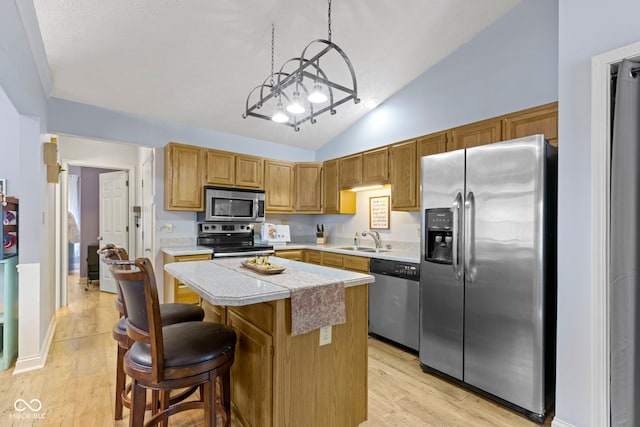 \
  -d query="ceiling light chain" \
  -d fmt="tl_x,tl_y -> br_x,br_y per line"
242,0 -> 360,131
327,0 -> 332,42
270,23 -> 275,87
